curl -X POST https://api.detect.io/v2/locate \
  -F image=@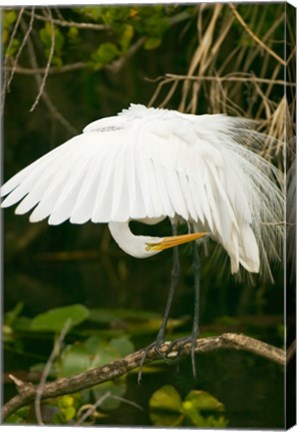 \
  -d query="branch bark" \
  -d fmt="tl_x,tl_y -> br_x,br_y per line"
2,333 -> 285,420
